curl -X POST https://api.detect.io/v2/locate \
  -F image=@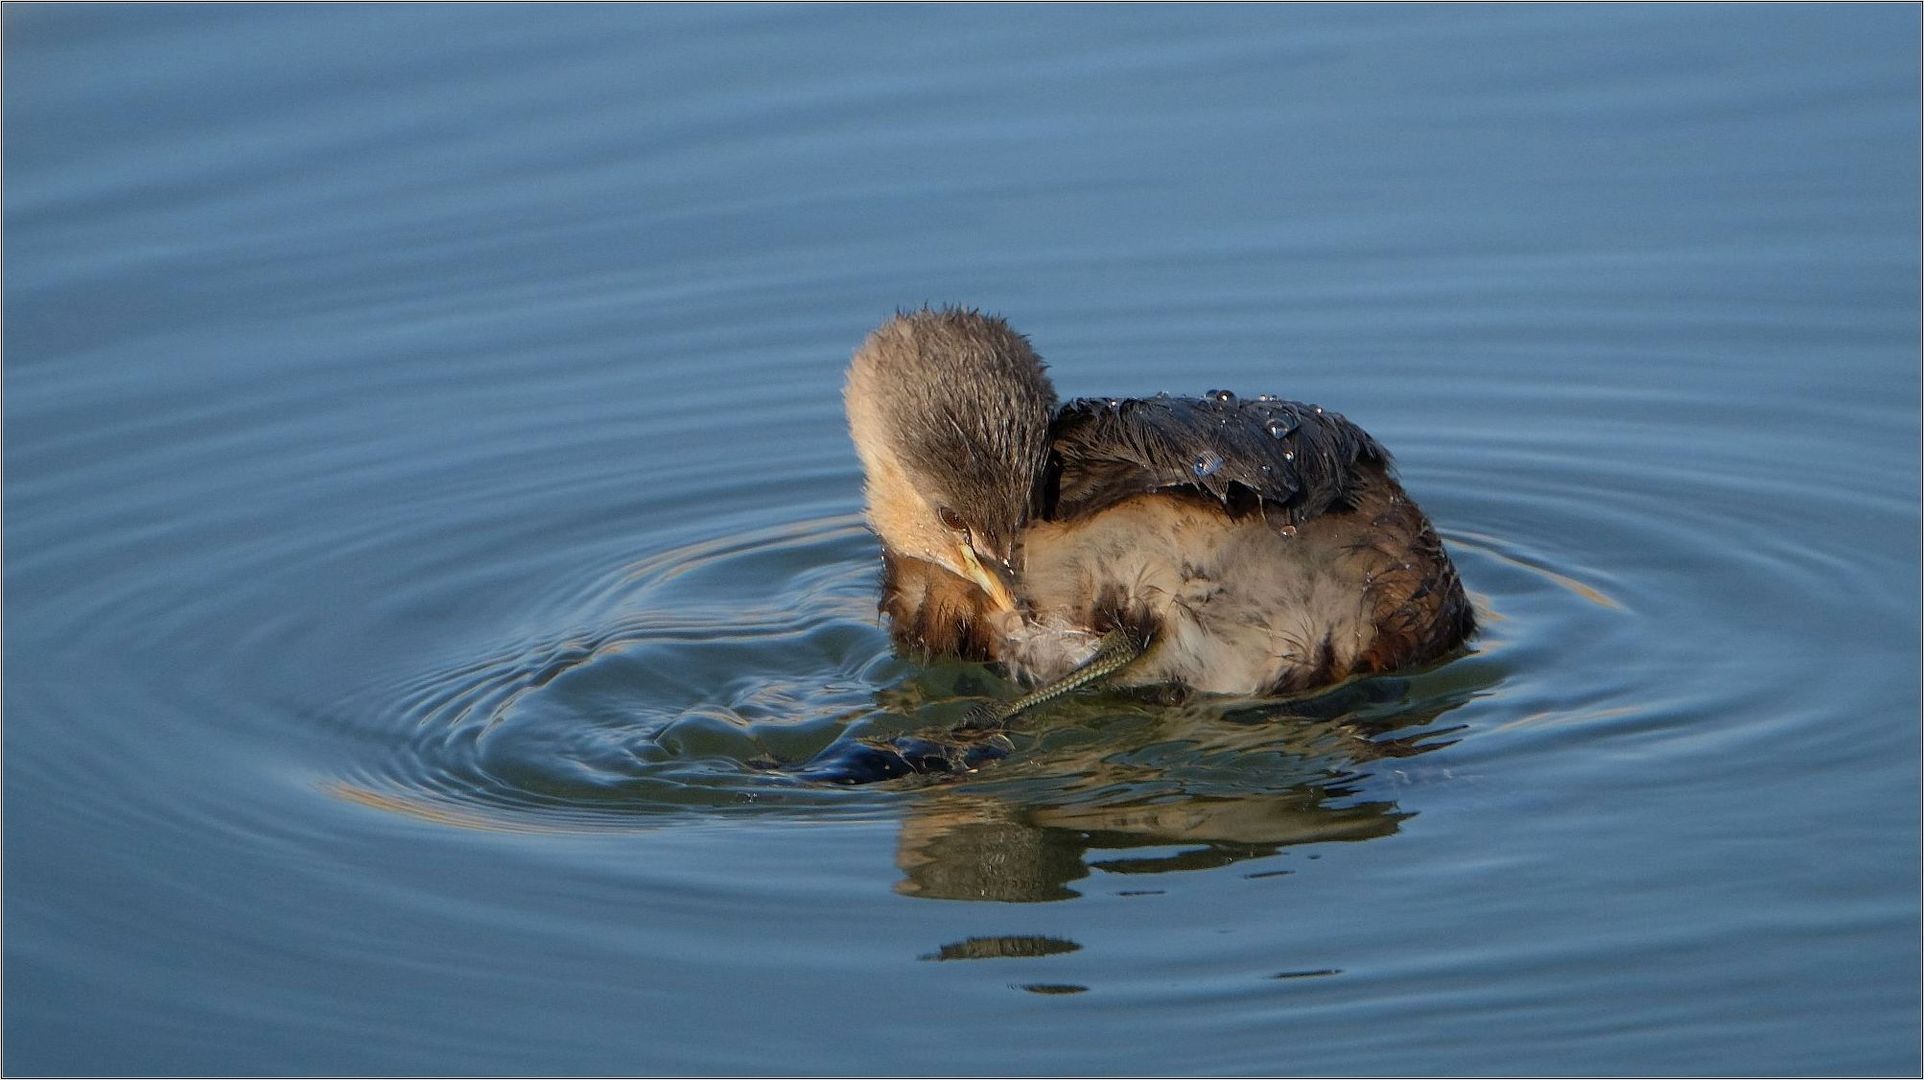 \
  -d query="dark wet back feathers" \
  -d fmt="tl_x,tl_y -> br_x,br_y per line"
1044,392 -> 1388,525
